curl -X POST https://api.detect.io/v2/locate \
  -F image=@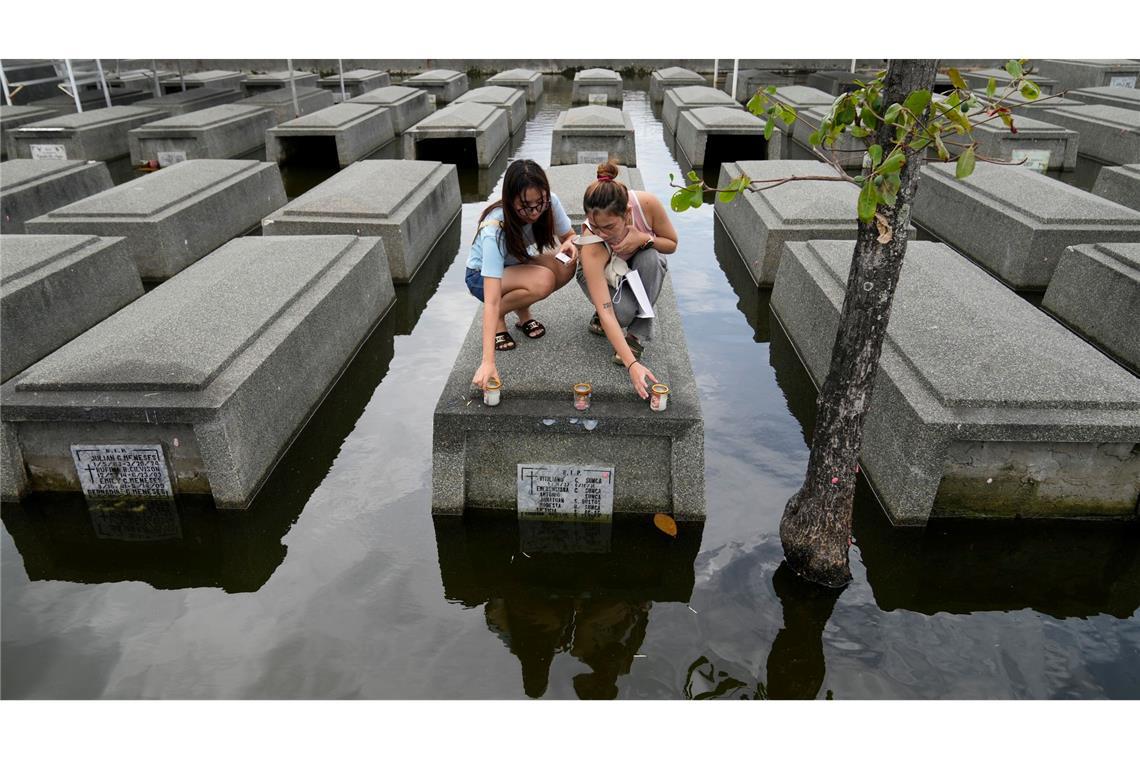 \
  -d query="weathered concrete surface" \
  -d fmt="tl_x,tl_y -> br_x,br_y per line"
675,106 -> 773,168
1065,86 -> 1140,112
649,67 -> 706,103
1043,242 -> 1140,375
1,159 -> 113,234
127,104 -> 278,166
486,68 -> 543,102
8,106 -> 167,162
28,88 -> 151,113
715,159 -> 913,287
1,235 -> 143,383
455,86 -> 527,133
912,162 -> 1140,290
106,69 -> 176,89
1035,60 -> 1140,92
1,105 -> 59,158
266,103 -> 394,167
806,70 -> 878,96
403,102 -> 509,168
348,85 -> 435,133
969,89 -> 1086,111
1037,105 -> 1140,166
262,159 -> 460,283
240,86 -> 334,124
571,68 -> 623,106
771,239 -> 1140,524
26,159 -> 287,283
791,105 -> 865,168
161,70 -> 245,93
960,68 -> 1059,95
432,277 -> 704,519
722,69 -> 798,103
402,69 -> 469,105
317,69 -> 391,100
240,70 -> 319,95
661,86 -> 742,133
133,87 -> 244,116
966,110 -> 1079,171
0,235 -> 396,508
546,164 -> 646,227
1092,164 -> 1140,211
551,105 -> 636,167
771,85 -> 834,111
